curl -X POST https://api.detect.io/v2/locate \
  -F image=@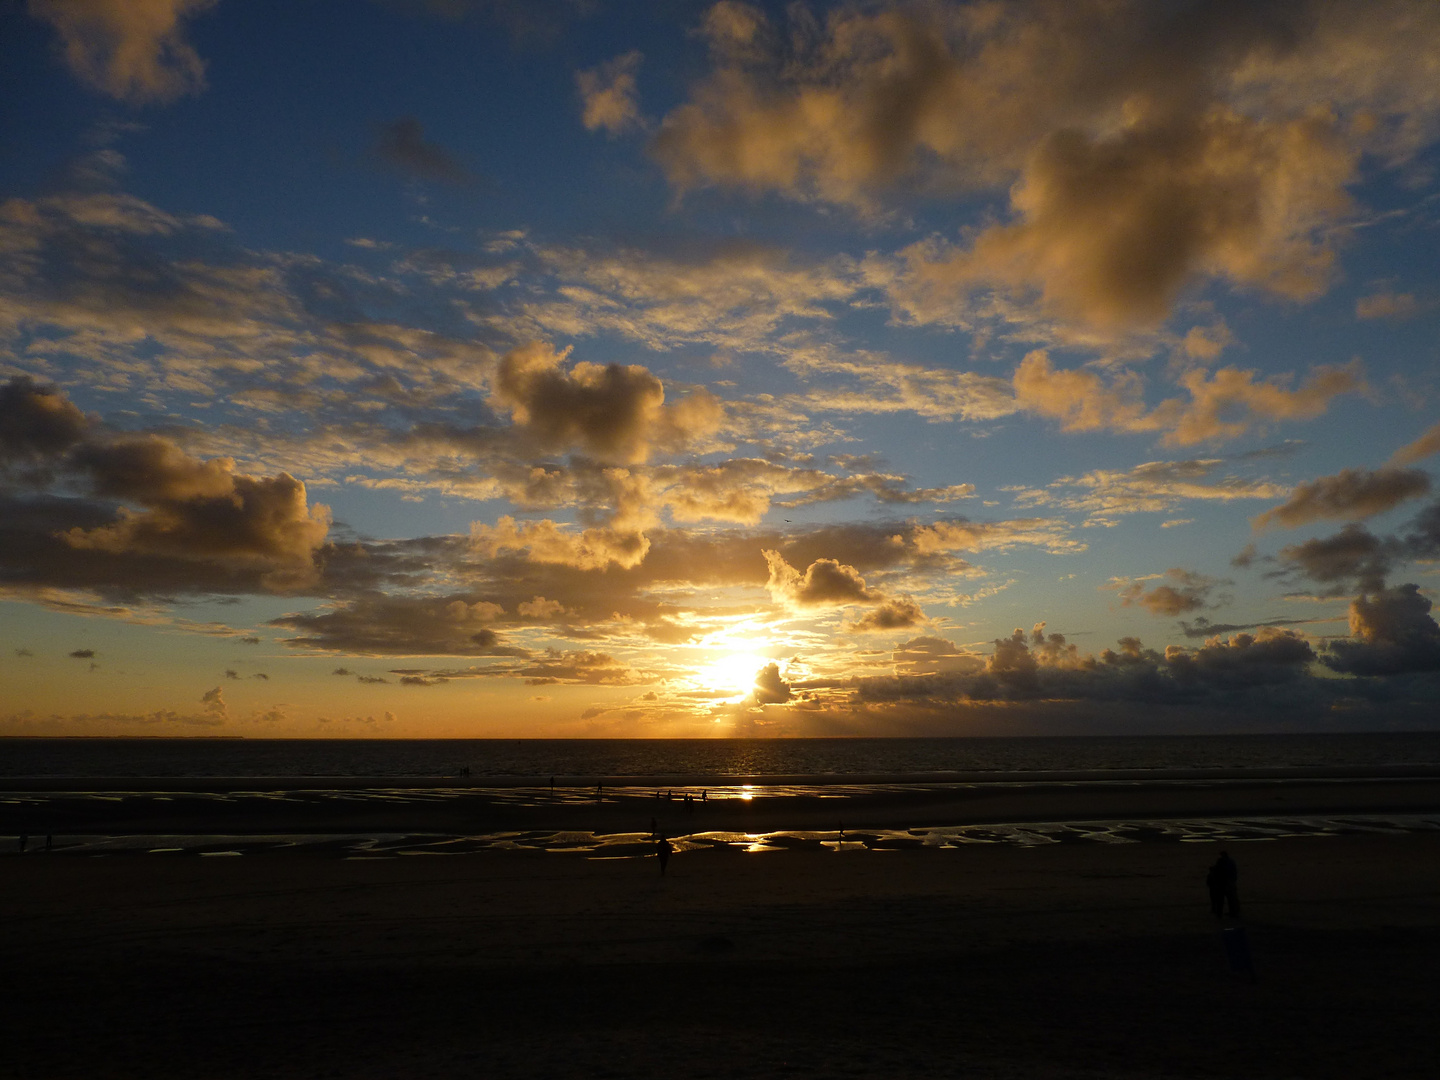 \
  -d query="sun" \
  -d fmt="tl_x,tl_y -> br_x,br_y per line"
696,651 -> 767,697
